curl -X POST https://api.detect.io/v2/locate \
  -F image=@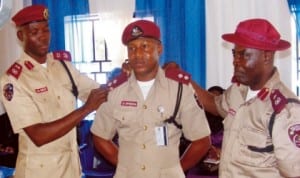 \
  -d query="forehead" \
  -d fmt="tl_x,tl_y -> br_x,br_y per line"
234,45 -> 261,53
127,37 -> 160,46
